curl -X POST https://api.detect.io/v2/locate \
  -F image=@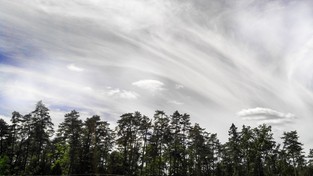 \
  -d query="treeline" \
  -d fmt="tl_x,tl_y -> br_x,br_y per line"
0,101 -> 313,176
